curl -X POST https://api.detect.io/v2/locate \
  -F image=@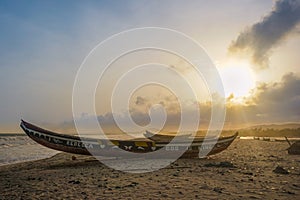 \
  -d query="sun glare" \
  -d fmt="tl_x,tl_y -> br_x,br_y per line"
218,59 -> 256,101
